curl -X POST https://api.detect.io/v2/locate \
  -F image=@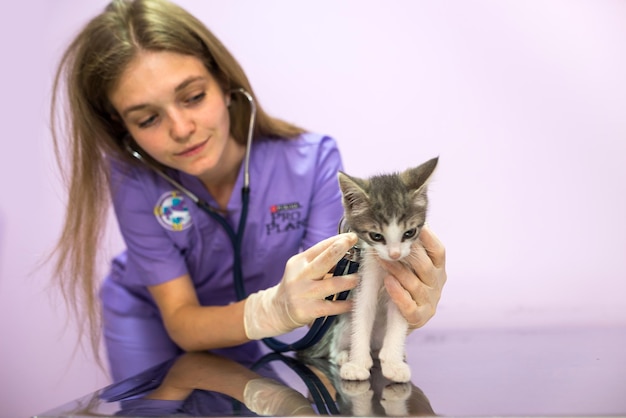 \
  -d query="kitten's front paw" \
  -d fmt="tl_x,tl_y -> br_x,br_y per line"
381,383 -> 412,401
340,361 -> 371,381
381,360 -> 411,383
380,383 -> 412,417
340,380 -> 371,396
